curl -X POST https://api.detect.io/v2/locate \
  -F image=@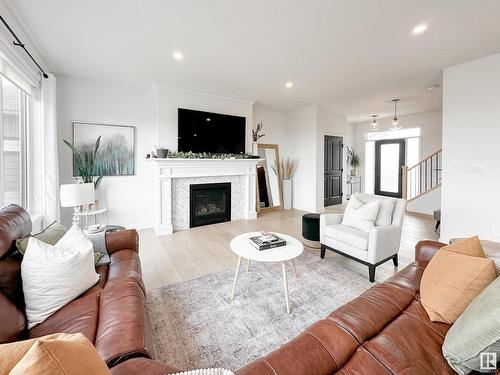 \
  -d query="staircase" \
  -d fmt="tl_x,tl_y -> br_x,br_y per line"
402,149 -> 442,202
